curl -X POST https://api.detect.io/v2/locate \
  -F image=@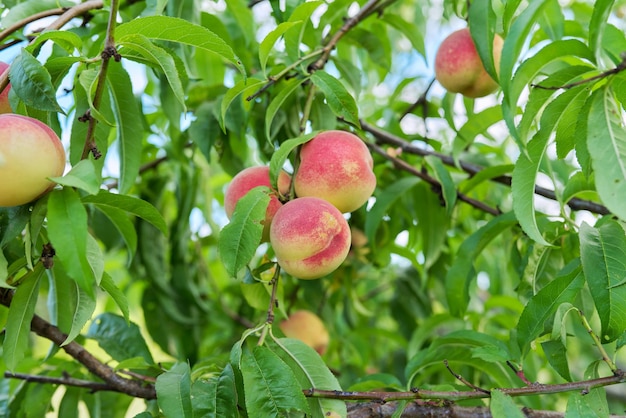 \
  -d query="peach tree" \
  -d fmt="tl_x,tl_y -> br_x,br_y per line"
1,0 -> 626,417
